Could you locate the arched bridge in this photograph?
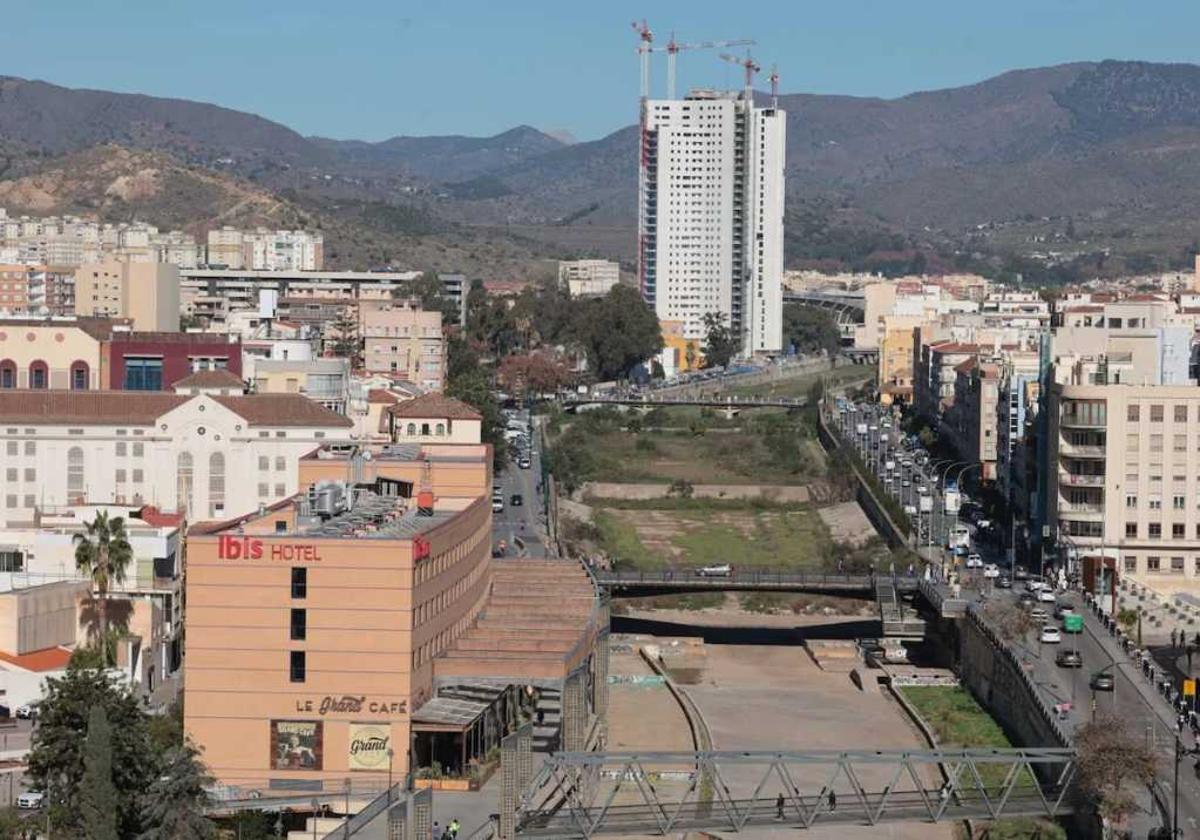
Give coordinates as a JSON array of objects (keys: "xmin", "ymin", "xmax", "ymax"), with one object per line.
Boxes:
[{"xmin": 511, "ymin": 747, "xmax": 1078, "ymax": 837}]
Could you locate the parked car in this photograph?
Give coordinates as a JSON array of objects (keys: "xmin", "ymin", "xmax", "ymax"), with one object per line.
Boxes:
[
  {"xmin": 1013, "ymin": 566, "xmax": 1029, "ymax": 581},
  {"xmin": 696, "ymin": 564, "xmax": 732, "ymax": 578},
  {"xmin": 1018, "ymin": 591, "xmax": 1036, "ymax": 605},
  {"xmin": 982, "ymin": 563, "xmax": 1000, "ymax": 579},
  {"xmin": 517, "ymin": 456, "xmax": 532, "ymax": 470},
  {"xmin": 15, "ymin": 702, "xmax": 37, "ymax": 720},
  {"xmin": 1029, "ymin": 607, "xmax": 1049, "ymax": 623},
  {"xmin": 1038, "ymin": 589, "xmax": 1057, "ymax": 603},
  {"xmin": 1055, "ymin": 649, "xmax": 1083, "ymax": 668},
  {"xmin": 17, "ymin": 790, "xmax": 43, "ymax": 809},
  {"xmin": 996, "ymin": 575, "xmax": 1012, "ymax": 589},
  {"xmin": 1040, "ymin": 626, "xmax": 1062, "ymax": 644},
  {"xmin": 491, "ymin": 499, "xmax": 504, "ymax": 513},
  {"xmin": 965, "ymin": 554, "xmax": 983, "ymax": 569},
  {"xmin": 1090, "ymin": 672, "xmax": 1116, "ymax": 692},
  {"xmin": 1054, "ymin": 603, "xmax": 1075, "ymax": 620},
  {"xmin": 510, "ymin": 494, "xmax": 523, "ymax": 507}
]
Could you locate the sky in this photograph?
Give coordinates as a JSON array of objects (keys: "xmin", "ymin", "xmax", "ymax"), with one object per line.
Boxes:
[{"xmin": 6, "ymin": 0, "xmax": 1200, "ymax": 142}]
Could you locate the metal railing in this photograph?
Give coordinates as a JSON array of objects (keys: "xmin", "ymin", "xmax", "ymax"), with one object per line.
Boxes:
[
  {"xmin": 595, "ymin": 569, "xmax": 918, "ymax": 591},
  {"xmin": 322, "ymin": 784, "xmax": 405, "ymax": 839}
]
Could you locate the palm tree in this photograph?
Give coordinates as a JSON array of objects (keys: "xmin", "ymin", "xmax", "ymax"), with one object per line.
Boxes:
[{"xmin": 73, "ymin": 512, "xmax": 133, "ymax": 664}]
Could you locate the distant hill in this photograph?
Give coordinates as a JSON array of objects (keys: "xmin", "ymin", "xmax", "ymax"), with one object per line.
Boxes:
[{"xmin": 8, "ymin": 61, "xmax": 1200, "ymax": 275}]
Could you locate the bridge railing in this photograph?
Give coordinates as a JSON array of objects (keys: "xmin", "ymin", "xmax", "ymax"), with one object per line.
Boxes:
[{"xmin": 595, "ymin": 569, "xmax": 920, "ymax": 589}]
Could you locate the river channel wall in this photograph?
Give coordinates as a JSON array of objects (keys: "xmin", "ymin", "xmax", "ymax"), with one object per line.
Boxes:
[{"xmin": 815, "ymin": 409, "xmax": 907, "ymax": 549}]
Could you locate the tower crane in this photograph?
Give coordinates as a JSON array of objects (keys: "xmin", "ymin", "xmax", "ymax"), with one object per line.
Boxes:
[
  {"xmin": 649, "ymin": 35, "xmax": 755, "ymax": 100},
  {"xmin": 631, "ymin": 20, "xmax": 654, "ymax": 100},
  {"xmin": 719, "ymin": 51, "xmax": 761, "ymax": 102}
]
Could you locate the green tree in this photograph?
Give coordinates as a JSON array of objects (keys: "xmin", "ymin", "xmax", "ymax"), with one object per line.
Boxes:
[
  {"xmin": 700, "ymin": 312, "xmax": 739, "ymax": 369},
  {"xmin": 29, "ymin": 661, "xmax": 159, "ymax": 837},
  {"xmin": 544, "ymin": 429, "xmax": 596, "ymax": 495},
  {"xmin": 137, "ymin": 741, "xmax": 215, "ymax": 840},
  {"xmin": 329, "ymin": 311, "xmax": 361, "ymax": 368},
  {"xmin": 446, "ymin": 368, "xmax": 507, "ymax": 469},
  {"xmin": 576, "ymin": 285, "xmax": 662, "ymax": 380},
  {"xmin": 73, "ymin": 511, "xmax": 133, "ymax": 665},
  {"xmin": 782, "ymin": 304, "xmax": 841, "ymax": 356},
  {"xmin": 397, "ymin": 272, "xmax": 459, "ymax": 322},
  {"xmin": 79, "ymin": 706, "xmax": 119, "ymax": 840}
]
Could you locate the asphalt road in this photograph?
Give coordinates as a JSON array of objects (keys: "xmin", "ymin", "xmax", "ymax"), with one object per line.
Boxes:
[{"xmin": 493, "ymin": 410, "xmax": 547, "ymax": 559}]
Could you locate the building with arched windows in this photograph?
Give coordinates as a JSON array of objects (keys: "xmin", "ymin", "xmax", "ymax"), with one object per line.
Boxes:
[
  {"xmin": 382, "ymin": 393, "xmax": 482, "ymax": 444},
  {"xmin": 0, "ymin": 390, "xmax": 352, "ymax": 522}
]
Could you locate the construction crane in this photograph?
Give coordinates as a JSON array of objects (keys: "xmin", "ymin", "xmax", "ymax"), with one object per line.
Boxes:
[
  {"xmin": 650, "ymin": 35, "xmax": 756, "ymax": 100},
  {"xmin": 768, "ymin": 64, "xmax": 780, "ymax": 109},
  {"xmin": 631, "ymin": 19, "xmax": 654, "ymax": 100},
  {"xmin": 719, "ymin": 50, "xmax": 761, "ymax": 102}
]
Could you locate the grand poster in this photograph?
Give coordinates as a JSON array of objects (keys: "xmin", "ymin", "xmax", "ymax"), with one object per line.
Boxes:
[
  {"xmin": 348, "ymin": 722, "xmax": 392, "ymax": 771},
  {"xmin": 271, "ymin": 720, "xmax": 324, "ymax": 771}
]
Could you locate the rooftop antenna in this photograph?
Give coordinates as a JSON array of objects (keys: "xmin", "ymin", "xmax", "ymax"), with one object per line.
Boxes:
[{"xmin": 769, "ymin": 63, "xmax": 779, "ymax": 109}]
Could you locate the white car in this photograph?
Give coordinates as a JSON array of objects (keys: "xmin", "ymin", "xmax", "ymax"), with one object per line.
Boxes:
[
  {"xmin": 17, "ymin": 790, "xmax": 44, "ymax": 809},
  {"xmin": 1040, "ymin": 626, "xmax": 1062, "ymax": 644},
  {"xmin": 15, "ymin": 702, "xmax": 37, "ymax": 719},
  {"xmin": 982, "ymin": 564, "xmax": 1000, "ymax": 579},
  {"xmin": 491, "ymin": 499, "xmax": 504, "ymax": 513},
  {"xmin": 965, "ymin": 554, "xmax": 983, "ymax": 569},
  {"xmin": 696, "ymin": 564, "xmax": 732, "ymax": 578},
  {"xmin": 1038, "ymin": 589, "xmax": 1056, "ymax": 603}
]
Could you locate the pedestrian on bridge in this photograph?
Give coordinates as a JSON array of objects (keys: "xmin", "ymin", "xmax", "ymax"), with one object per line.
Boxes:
[
  {"xmin": 776, "ymin": 793, "xmax": 785, "ymax": 820},
  {"xmin": 827, "ymin": 791, "xmax": 837, "ymax": 813}
]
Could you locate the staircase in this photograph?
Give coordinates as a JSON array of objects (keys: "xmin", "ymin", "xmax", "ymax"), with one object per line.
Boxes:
[
  {"xmin": 531, "ymin": 686, "xmax": 562, "ymax": 752},
  {"xmin": 876, "ymin": 578, "xmax": 925, "ymax": 637},
  {"xmin": 435, "ymin": 559, "xmax": 599, "ymax": 681}
]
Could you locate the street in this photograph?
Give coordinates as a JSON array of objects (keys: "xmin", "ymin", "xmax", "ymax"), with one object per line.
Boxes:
[{"xmin": 492, "ymin": 410, "xmax": 547, "ymax": 559}]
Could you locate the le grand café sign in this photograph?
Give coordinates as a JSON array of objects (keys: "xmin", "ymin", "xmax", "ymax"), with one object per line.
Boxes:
[{"xmin": 297, "ymin": 695, "xmax": 408, "ymax": 716}]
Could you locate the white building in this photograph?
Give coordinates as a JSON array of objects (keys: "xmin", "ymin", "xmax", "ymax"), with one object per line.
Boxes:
[
  {"xmin": 558, "ymin": 260, "xmax": 620, "ymax": 298},
  {"xmin": 0, "ymin": 391, "xmax": 353, "ymax": 522},
  {"xmin": 638, "ymin": 89, "xmax": 785, "ymax": 355}
]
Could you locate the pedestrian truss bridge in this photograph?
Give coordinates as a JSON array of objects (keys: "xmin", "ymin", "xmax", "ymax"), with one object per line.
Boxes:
[{"xmin": 511, "ymin": 748, "xmax": 1078, "ymax": 837}]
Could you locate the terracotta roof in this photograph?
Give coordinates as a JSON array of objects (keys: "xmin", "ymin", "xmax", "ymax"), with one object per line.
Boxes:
[
  {"xmin": 931, "ymin": 342, "xmax": 979, "ymax": 355},
  {"xmin": 111, "ymin": 332, "xmax": 238, "ymax": 345},
  {"xmin": 172, "ymin": 368, "xmax": 245, "ymax": 390},
  {"xmin": 0, "ymin": 390, "xmax": 187, "ymax": 424},
  {"xmin": 386, "ymin": 393, "xmax": 481, "ymax": 421},
  {"xmin": 0, "ymin": 390, "xmax": 352, "ymax": 428},
  {"xmin": 135, "ymin": 505, "xmax": 185, "ymax": 528},
  {"xmin": 1124, "ymin": 294, "xmax": 1166, "ymax": 302},
  {"xmin": 954, "ymin": 357, "xmax": 978, "ymax": 375},
  {"xmin": 0, "ymin": 646, "xmax": 72, "ymax": 673},
  {"xmin": 212, "ymin": 394, "xmax": 354, "ymax": 428},
  {"xmin": 0, "ymin": 316, "xmax": 120, "ymax": 341},
  {"xmin": 368, "ymin": 389, "xmax": 401, "ymax": 405}
]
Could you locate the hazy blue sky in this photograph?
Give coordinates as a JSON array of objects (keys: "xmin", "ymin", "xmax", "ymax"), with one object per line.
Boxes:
[{"xmin": 6, "ymin": 0, "xmax": 1199, "ymax": 141}]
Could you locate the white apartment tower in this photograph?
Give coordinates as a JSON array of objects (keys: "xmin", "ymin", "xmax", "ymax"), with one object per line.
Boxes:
[{"xmin": 638, "ymin": 89, "xmax": 785, "ymax": 355}]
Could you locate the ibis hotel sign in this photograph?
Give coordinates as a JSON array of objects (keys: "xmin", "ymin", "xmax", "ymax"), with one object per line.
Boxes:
[{"xmin": 218, "ymin": 536, "xmax": 322, "ymax": 562}]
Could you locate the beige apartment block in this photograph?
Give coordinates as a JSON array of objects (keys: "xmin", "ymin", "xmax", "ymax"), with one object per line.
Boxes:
[
  {"xmin": 558, "ymin": 259, "xmax": 619, "ymax": 297},
  {"xmin": 359, "ymin": 300, "xmax": 444, "ymax": 391},
  {"xmin": 74, "ymin": 261, "xmax": 180, "ymax": 331}
]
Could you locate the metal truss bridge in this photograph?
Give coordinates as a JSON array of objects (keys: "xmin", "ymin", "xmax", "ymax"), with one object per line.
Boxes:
[
  {"xmin": 593, "ymin": 570, "xmax": 918, "ymax": 598},
  {"xmin": 512, "ymin": 748, "xmax": 1077, "ymax": 837},
  {"xmin": 561, "ymin": 394, "xmax": 811, "ymax": 410}
]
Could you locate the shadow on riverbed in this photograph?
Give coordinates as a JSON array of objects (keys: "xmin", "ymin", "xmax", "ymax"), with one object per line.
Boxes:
[{"xmin": 611, "ymin": 615, "xmax": 881, "ymax": 645}]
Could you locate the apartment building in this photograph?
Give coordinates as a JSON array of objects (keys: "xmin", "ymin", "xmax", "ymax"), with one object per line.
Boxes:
[
  {"xmin": 0, "ymin": 265, "xmax": 75, "ymax": 316},
  {"xmin": 359, "ymin": 300, "xmax": 444, "ymax": 391},
  {"xmin": 249, "ymin": 358, "xmax": 351, "ymax": 415},
  {"xmin": 558, "ymin": 260, "xmax": 619, "ymax": 298},
  {"xmin": 0, "ymin": 391, "xmax": 352, "ymax": 521},
  {"xmin": 383, "ymin": 393, "xmax": 483, "ymax": 445},
  {"xmin": 74, "ymin": 261, "xmax": 181, "ymax": 331},
  {"xmin": 638, "ymin": 89, "xmax": 785, "ymax": 355}
]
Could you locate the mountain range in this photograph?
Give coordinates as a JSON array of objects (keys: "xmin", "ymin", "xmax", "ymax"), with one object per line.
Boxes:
[{"xmin": 5, "ymin": 60, "xmax": 1200, "ymax": 277}]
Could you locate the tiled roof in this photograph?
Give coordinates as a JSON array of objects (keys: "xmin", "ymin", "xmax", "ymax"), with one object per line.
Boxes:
[
  {"xmin": 0, "ymin": 316, "xmax": 120, "ymax": 341},
  {"xmin": 0, "ymin": 390, "xmax": 187, "ymax": 424},
  {"xmin": 212, "ymin": 394, "xmax": 354, "ymax": 428},
  {"xmin": 0, "ymin": 646, "xmax": 72, "ymax": 673},
  {"xmin": 368, "ymin": 389, "xmax": 401, "ymax": 405},
  {"xmin": 387, "ymin": 393, "xmax": 481, "ymax": 421},
  {"xmin": 0, "ymin": 390, "xmax": 352, "ymax": 428},
  {"xmin": 172, "ymin": 368, "xmax": 245, "ymax": 390},
  {"xmin": 111, "ymin": 332, "xmax": 238, "ymax": 345}
]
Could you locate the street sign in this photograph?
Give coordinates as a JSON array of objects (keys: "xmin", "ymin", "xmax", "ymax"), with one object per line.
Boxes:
[
  {"xmin": 1063, "ymin": 614, "xmax": 1083, "ymax": 633},
  {"xmin": 1184, "ymin": 679, "xmax": 1196, "ymax": 697}
]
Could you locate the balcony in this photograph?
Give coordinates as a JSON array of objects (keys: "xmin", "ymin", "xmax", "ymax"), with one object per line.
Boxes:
[
  {"xmin": 1058, "ymin": 470, "xmax": 1105, "ymax": 487},
  {"xmin": 1058, "ymin": 440, "xmax": 1106, "ymax": 458},
  {"xmin": 1059, "ymin": 414, "xmax": 1106, "ymax": 430},
  {"xmin": 1056, "ymin": 502, "xmax": 1105, "ymax": 521}
]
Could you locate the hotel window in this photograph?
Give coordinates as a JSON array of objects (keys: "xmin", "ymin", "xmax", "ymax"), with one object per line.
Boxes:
[
  {"xmin": 1177, "ymin": 405, "xmax": 1189, "ymax": 423},
  {"xmin": 1128, "ymin": 405, "xmax": 1140, "ymax": 422},
  {"xmin": 289, "ymin": 651, "xmax": 306, "ymax": 683},
  {"xmin": 1175, "ymin": 524, "xmax": 1187, "ymax": 539},
  {"xmin": 23, "ymin": 442, "xmax": 34, "ymax": 456},
  {"xmin": 257, "ymin": 482, "xmax": 269, "ymax": 497},
  {"xmin": 1127, "ymin": 523, "xmax": 1138, "ymax": 538},
  {"xmin": 115, "ymin": 469, "xmax": 126, "ymax": 484},
  {"xmin": 1148, "ymin": 556, "xmax": 1161, "ymax": 572},
  {"xmin": 291, "ymin": 567, "xmax": 307, "ymax": 599},
  {"xmin": 1150, "ymin": 435, "xmax": 1163, "ymax": 452},
  {"xmin": 1151, "ymin": 404, "xmax": 1164, "ymax": 422},
  {"xmin": 290, "ymin": 608, "xmax": 307, "ymax": 641},
  {"xmin": 1175, "ymin": 496, "xmax": 1187, "ymax": 510},
  {"xmin": 1173, "ymin": 556, "xmax": 1186, "ymax": 572},
  {"xmin": 4, "ymin": 469, "xmax": 13, "ymax": 482},
  {"xmin": 274, "ymin": 456, "xmax": 285, "ymax": 471},
  {"xmin": 132, "ymin": 469, "xmax": 143, "ymax": 483},
  {"xmin": 4, "ymin": 442, "xmax": 14, "ymax": 456},
  {"xmin": 1125, "ymin": 557, "xmax": 1138, "ymax": 573},
  {"xmin": 115, "ymin": 441, "xmax": 126, "ymax": 457},
  {"xmin": 132, "ymin": 443, "xmax": 143, "ymax": 458},
  {"xmin": 274, "ymin": 483, "xmax": 285, "ymax": 498},
  {"xmin": 1150, "ymin": 498, "xmax": 1162, "ymax": 510},
  {"xmin": 1150, "ymin": 523, "xmax": 1163, "ymax": 538},
  {"xmin": 258, "ymin": 456, "xmax": 269, "ymax": 471},
  {"xmin": 1176, "ymin": 435, "xmax": 1189, "ymax": 452}
]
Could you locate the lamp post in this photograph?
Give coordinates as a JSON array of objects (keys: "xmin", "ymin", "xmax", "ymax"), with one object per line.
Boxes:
[{"xmin": 387, "ymin": 747, "xmax": 395, "ymax": 803}]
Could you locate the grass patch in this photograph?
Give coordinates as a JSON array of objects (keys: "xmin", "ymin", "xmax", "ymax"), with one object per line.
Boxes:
[
  {"xmin": 593, "ymin": 510, "xmax": 659, "ymax": 570},
  {"xmin": 901, "ymin": 687, "xmax": 1063, "ymax": 838},
  {"xmin": 584, "ymin": 497, "xmax": 809, "ymax": 512},
  {"xmin": 617, "ymin": 593, "xmax": 725, "ymax": 611},
  {"xmin": 738, "ymin": 591, "xmax": 866, "ymax": 615}
]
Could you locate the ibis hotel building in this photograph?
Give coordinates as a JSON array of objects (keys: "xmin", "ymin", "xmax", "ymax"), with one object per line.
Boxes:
[{"xmin": 184, "ymin": 442, "xmax": 495, "ymax": 790}]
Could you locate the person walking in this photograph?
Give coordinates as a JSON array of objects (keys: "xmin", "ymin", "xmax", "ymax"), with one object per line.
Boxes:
[
  {"xmin": 827, "ymin": 790, "xmax": 837, "ymax": 813},
  {"xmin": 432, "ymin": 821, "xmax": 441, "ymax": 840},
  {"xmin": 536, "ymin": 708, "xmax": 545, "ymax": 726},
  {"xmin": 449, "ymin": 818, "xmax": 460, "ymax": 840},
  {"xmin": 776, "ymin": 793, "xmax": 785, "ymax": 821}
]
